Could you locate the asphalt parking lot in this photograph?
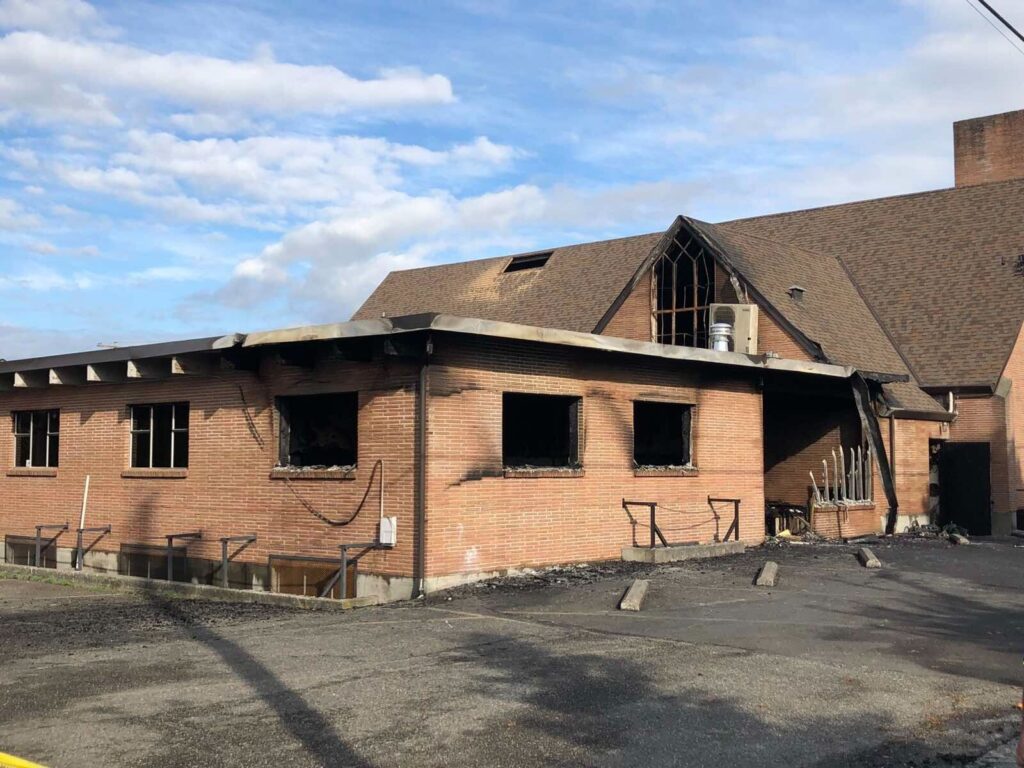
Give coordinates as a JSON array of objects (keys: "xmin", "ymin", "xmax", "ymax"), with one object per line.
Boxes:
[{"xmin": 1, "ymin": 537, "xmax": 1022, "ymax": 767}]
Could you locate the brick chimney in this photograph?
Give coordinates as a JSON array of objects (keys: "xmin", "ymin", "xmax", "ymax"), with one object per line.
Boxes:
[{"xmin": 954, "ymin": 109, "xmax": 1024, "ymax": 187}]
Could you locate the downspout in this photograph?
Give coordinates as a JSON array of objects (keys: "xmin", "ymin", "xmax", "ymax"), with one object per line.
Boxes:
[
  {"xmin": 413, "ymin": 333, "xmax": 432, "ymax": 598},
  {"xmin": 850, "ymin": 374, "xmax": 900, "ymax": 534}
]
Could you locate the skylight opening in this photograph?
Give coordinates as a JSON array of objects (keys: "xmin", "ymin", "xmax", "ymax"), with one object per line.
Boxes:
[{"xmin": 504, "ymin": 251, "xmax": 552, "ymax": 273}]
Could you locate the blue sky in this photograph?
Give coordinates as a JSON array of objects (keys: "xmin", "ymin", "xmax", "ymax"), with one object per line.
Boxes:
[{"xmin": 0, "ymin": 0, "xmax": 1022, "ymax": 358}]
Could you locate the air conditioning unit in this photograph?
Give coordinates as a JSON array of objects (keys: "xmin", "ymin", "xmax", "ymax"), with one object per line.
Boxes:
[{"xmin": 709, "ymin": 304, "xmax": 758, "ymax": 354}]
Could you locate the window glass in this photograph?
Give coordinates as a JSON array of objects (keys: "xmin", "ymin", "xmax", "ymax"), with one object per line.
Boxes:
[
  {"xmin": 130, "ymin": 402, "xmax": 188, "ymax": 468},
  {"xmin": 12, "ymin": 409, "xmax": 59, "ymax": 468}
]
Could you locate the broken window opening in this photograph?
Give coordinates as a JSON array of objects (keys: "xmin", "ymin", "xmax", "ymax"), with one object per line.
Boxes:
[
  {"xmin": 504, "ymin": 251, "xmax": 552, "ymax": 273},
  {"xmin": 502, "ymin": 392, "xmax": 581, "ymax": 468},
  {"xmin": 652, "ymin": 233, "xmax": 715, "ymax": 348},
  {"xmin": 130, "ymin": 402, "xmax": 189, "ymax": 468},
  {"xmin": 277, "ymin": 392, "xmax": 358, "ymax": 469},
  {"xmin": 633, "ymin": 401, "xmax": 692, "ymax": 467},
  {"xmin": 13, "ymin": 409, "xmax": 59, "ymax": 468},
  {"xmin": 5, "ymin": 534, "xmax": 57, "ymax": 568}
]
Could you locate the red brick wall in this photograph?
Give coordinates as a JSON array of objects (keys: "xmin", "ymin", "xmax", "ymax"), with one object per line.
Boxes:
[
  {"xmin": 810, "ymin": 504, "xmax": 877, "ymax": 539},
  {"xmin": 423, "ymin": 336, "xmax": 766, "ymax": 578},
  {"xmin": 0, "ymin": 355, "xmax": 419, "ymax": 579},
  {"xmin": 0, "ymin": 337, "xmax": 770, "ymax": 591},
  {"xmin": 601, "ymin": 270, "xmax": 652, "ymax": 341},
  {"xmin": 758, "ymin": 312, "xmax": 814, "ymax": 361},
  {"xmin": 954, "ymin": 109, "xmax": 1024, "ymax": 187},
  {"xmin": 1000, "ymin": 322, "xmax": 1024, "ymax": 528},
  {"xmin": 887, "ymin": 418, "xmax": 944, "ymax": 519}
]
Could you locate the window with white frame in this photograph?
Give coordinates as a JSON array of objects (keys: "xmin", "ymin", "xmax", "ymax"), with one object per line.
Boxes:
[
  {"xmin": 130, "ymin": 402, "xmax": 189, "ymax": 468},
  {"xmin": 12, "ymin": 409, "xmax": 59, "ymax": 468}
]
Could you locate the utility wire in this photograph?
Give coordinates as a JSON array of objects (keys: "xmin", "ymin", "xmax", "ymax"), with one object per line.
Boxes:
[
  {"xmin": 964, "ymin": 0, "xmax": 1024, "ymax": 57},
  {"xmin": 976, "ymin": 0, "xmax": 1024, "ymax": 45}
]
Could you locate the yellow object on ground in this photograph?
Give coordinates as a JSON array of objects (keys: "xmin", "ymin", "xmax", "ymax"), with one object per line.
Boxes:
[{"xmin": 0, "ymin": 752, "xmax": 47, "ymax": 768}]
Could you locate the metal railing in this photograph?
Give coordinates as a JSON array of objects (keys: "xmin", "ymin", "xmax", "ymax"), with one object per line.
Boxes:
[
  {"xmin": 622, "ymin": 497, "xmax": 741, "ymax": 547},
  {"xmin": 809, "ymin": 445, "xmax": 874, "ymax": 506}
]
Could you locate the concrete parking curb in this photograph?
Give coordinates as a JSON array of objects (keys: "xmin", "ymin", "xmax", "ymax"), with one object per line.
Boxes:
[
  {"xmin": 0, "ymin": 563, "xmax": 379, "ymax": 611},
  {"xmin": 857, "ymin": 547, "xmax": 882, "ymax": 568},
  {"xmin": 619, "ymin": 579, "xmax": 649, "ymax": 611},
  {"xmin": 755, "ymin": 561, "xmax": 778, "ymax": 586}
]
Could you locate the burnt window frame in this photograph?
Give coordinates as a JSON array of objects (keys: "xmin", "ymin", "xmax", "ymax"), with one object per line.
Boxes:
[
  {"xmin": 276, "ymin": 392, "xmax": 359, "ymax": 469},
  {"xmin": 501, "ymin": 392, "xmax": 582, "ymax": 469},
  {"xmin": 652, "ymin": 232, "xmax": 716, "ymax": 348},
  {"xmin": 12, "ymin": 409, "xmax": 60, "ymax": 468},
  {"xmin": 130, "ymin": 402, "xmax": 189, "ymax": 469},
  {"xmin": 632, "ymin": 400, "xmax": 694, "ymax": 468}
]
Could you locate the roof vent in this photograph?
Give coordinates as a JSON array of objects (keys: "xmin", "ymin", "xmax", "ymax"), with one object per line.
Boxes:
[
  {"xmin": 1015, "ymin": 254, "xmax": 1024, "ymax": 276},
  {"xmin": 787, "ymin": 285, "xmax": 806, "ymax": 301},
  {"xmin": 504, "ymin": 251, "xmax": 552, "ymax": 273}
]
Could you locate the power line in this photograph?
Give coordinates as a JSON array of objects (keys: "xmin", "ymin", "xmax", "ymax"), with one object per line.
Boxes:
[
  {"xmin": 964, "ymin": 0, "xmax": 1024, "ymax": 57},
  {"xmin": 976, "ymin": 0, "xmax": 1024, "ymax": 45}
]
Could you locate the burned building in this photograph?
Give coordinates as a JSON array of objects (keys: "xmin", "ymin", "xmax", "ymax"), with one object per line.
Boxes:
[{"xmin": 2, "ymin": 109, "xmax": 1023, "ymax": 601}]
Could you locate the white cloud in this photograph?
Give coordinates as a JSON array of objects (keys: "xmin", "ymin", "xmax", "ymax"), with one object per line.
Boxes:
[
  {"xmin": 215, "ymin": 185, "xmax": 546, "ymax": 313},
  {"xmin": 1, "ymin": 146, "xmax": 39, "ymax": 168},
  {"xmin": 25, "ymin": 239, "xmax": 57, "ymax": 254},
  {"xmin": 0, "ymin": 197, "xmax": 38, "ymax": 229},
  {"xmin": 0, "ymin": 0, "xmax": 102, "ymax": 36},
  {"xmin": 38, "ymin": 131, "xmax": 523, "ymax": 228},
  {"xmin": 0, "ymin": 265, "xmax": 88, "ymax": 290},
  {"xmin": 0, "ymin": 31, "xmax": 454, "ymax": 125},
  {"xmin": 0, "ymin": 261, "xmax": 206, "ymax": 292},
  {"xmin": 167, "ymin": 112, "xmax": 257, "ymax": 136}
]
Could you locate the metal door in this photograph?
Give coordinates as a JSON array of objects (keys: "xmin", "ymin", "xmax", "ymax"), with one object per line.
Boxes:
[{"xmin": 937, "ymin": 442, "xmax": 991, "ymax": 535}]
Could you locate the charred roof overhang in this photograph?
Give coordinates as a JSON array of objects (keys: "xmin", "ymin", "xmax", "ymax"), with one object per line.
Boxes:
[{"xmin": 0, "ymin": 313, "xmax": 864, "ymax": 392}]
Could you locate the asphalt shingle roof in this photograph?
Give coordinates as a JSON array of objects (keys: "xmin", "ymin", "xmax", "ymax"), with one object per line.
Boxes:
[
  {"xmin": 353, "ymin": 233, "xmax": 662, "ymax": 332},
  {"xmin": 718, "ymin": 178, "xmax": 1024, "ymax": 389},
  {"xmin": 355, "ymin": 180, "xmax": 1024, "ymax": 410}
]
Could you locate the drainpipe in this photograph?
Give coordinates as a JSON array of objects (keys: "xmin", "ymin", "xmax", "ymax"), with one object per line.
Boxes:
[{"xmin": 413, "ymin": 333, "xmax": 432, "ymax": 598}]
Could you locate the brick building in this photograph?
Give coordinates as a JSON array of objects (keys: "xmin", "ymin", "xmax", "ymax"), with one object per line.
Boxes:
[{"xmin": 2, "ymin": 109, "xmax": 1023, "ymax": 600}]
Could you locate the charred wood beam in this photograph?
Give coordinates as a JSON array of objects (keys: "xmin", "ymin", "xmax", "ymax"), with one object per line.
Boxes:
[
  {"xmin": 858, "ymin": 370, "xmax": 911, "ymax": 384},
  {"xmin": 383, "ymin": 335, "xmax": 426, "ymax": 359},
  {"xmin": 274, "ymin": 343, "xmax": 319, "ymax": 369},
  {"xmin": 851, "ymin": 374, "xmax": 899, "ymax": 533},
  {"xmin": 220, "ymin": 348, "xmax": 261, "ymax": 373},
  {"xmin": 331, "ymin": 338, "xmax": 375, "ymax": 363}
]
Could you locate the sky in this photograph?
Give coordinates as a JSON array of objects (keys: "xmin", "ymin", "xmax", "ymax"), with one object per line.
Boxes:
[{"xmin": 0, "ymin": 0, "xmax": 1022, "ymax": 359}]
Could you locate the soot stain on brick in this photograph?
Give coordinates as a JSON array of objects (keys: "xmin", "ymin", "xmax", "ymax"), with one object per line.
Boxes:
[{"xmin": 450, "ymin": 465, "xmax": 504, "ymax": 486}]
